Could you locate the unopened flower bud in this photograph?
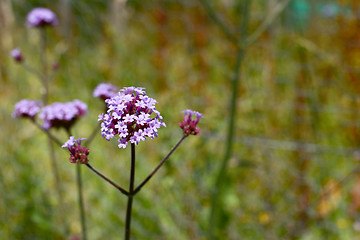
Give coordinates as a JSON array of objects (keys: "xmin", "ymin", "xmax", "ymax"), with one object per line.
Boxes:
[
  {"xmin": 10, "ymin": 48, "xmax": 24, "ymax": 63},
  {"xmin": 62, "ymin": 136, "xmax": 90, "ymax": 164},
  {"xmin": 179, "ymin": 109, "xmax": 203, "ymax": 136}
]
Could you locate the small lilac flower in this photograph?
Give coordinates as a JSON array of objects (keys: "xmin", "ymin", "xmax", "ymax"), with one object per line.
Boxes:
[
  {"xmin": 39, "ymin": 100, "xmax": 88, "ymax": 130},
  {"xmin": 93, "ymin": 83, "xmax": 119, "ymax": 100},
  {"xmin": 99, "ymin": 87, "xmax": 166, "ymax": 148},
  {"xmin": 26, "ymin": 8, "xmax": 58, "ymax": 27},
  {"xmin": 13, "ymin": 99, "xmax": 42, "ymax": 119},
  {"xmin": 62, "ymin": 136, "xmax": 89, "ymax": 164},
  {"xmin": 179, "ymin": 109, "xmax": 203, "ymax": 136},
  {"xmin": 10, "ymin": 48, "xmax": 24, "ymax": 63}
]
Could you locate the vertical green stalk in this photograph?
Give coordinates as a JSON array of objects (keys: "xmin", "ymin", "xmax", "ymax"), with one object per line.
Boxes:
[
  {"xmin": 40, "ymin": 28, "xmax": 49, "ymax": 104},
  {"xmin": 40, "ymin": 27, "xmax": 69, "ymax": 235},
  {"xmin": 207, "ymin": 1, "xmax": 251, "ymax": 239},
  {"xmin": 48, "ymin": 139, "xmax": 69, "ymax": 235},
  {"xmin": 125, "ymin": 143, "xmax": 136, "ymax": 240},
  {"xmin": 67, "ymin": 129, "xmax": 87, "ymax": 240},
  {"xmin": 76, "ymin": 163, "xmax": 87, "ymax": 240}
]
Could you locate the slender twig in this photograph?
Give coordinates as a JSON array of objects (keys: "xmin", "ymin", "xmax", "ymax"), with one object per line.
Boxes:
[
  {"xmin": 84, "ymin": 122, "xmax": 101, "ymax": 147},
  {"xmin": 133, "ymin": 135, "xmax": 186, "ymax": 195},
  {"xmin": 22, "ymin": 63, "xmax": 44, "ymax": 79},
  {"xmin": 199, "ymin": 0, "xmax": 237, "ymax": 44},
  {"xmin": 48, "ymin": 132, "xmax": 69, "ymax": 236},
  {"xmin": 207, "ymin": 1, "xmax": 251, "ymax": 239},
  {"xmin": 29, "ymin": 118, "xmax": 63, "ymax": 147},
  {"xmin": 311, "ymin": 164, "xmax": 360, "ymax": 209},
  {"xmin": 125, "ymin": 143, "xmax": 136, "ymax": 240},
  {"xmin": 243, "ymin": 0, "xmax": 291, "ymax": 48},
  {"xmin": 85, "ymin": 163, "xmax": 129, "ymax": 196},
  {"xmin": 37, "ymin": 27, "xmax": 70, "ymax": 236},
  {"xmin": 40, "ymin": 28, "xmax": 49, "ymax": 104},
  {"xmin": 85, "ymin": 104, "xmax": 107, "ymax": 147}
]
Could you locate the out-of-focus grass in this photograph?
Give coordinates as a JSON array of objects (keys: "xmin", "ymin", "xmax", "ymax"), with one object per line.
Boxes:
[{"xmin": 1, "ymin": 0, "xmax": 360, "ymax": 239}]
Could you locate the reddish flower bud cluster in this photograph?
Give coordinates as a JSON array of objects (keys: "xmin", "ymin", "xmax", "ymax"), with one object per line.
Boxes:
[
  {"xmin": 62, "ymin": 137, "xmax": 89, "ymax": 164},
  {"xmin": 179, "ymin": 109, "xmax": 203, "ymax": 136},
  {"xmin": 10, "ymin": 48, "xmax": 24, "ymax": 63}
]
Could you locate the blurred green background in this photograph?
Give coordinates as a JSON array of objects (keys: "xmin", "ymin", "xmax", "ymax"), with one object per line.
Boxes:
[{"xmin": 1, "ymin": 0, "xmax": 360, "ymax": 239}]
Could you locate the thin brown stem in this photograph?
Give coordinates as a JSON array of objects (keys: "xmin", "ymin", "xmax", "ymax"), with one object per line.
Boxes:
[
  {"xmin": 29, "ymin": 118, "xmax": 62, "ymax": 147},
  {"xmin": 133, "ymin": 135, "xmax": 186, "ymax": 195},
  {"xmin": 85, "ymin": 163, "xmax": 129, "ymax": 196},
  {"xmin": 22, "ymin": 63, "xmax": 44, "ymax": 79}
]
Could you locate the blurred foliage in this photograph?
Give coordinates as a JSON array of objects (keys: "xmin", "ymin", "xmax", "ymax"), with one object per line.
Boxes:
[{"xmin": 1, "ymin": 0, "xmax": 360, "ymax": 239}]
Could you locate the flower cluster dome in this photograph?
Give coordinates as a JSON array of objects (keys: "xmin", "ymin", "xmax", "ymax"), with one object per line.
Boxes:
[
  {"xmin": 93, "ymin": 83, "xmax": 119, "ymax": 100},
  {"xmin": 39, "ymin": 100, "xmax": 87, "ymax": 129},
  {"xmin": 13, "ymin": 99, "xmax": 42, "ymax": 118},
  {"xmin": 26, "ymin": 8, "xmax": 58, "ymax": 27},
  {"xmin": 98, "ymin": 87, "xmax": 166, "ymax": 148}
]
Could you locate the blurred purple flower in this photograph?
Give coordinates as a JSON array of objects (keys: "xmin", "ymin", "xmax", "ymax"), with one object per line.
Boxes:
[
  {"xmin": 10, "ymin": 48, "xmax": 24, "ymax": 63},
  {"xmin": 26, "ymin": 8, "xmax": 58, "ymax": 27},
  {"xmin": 98, "ymin": 87, "xmax": 166, "ymax": 148},
  {"xmin": 179, "ymin": 109, "xmax": 202, "ymax": 136},
  {"xmin": 62, "ymin": 136, "xmax": 89, "ymax": 164},
  {"xmin": 93, "ymin": 83, "xmax": 119, "ymax": 100},
  {"xmin": 13, "ymin": 99, "xmax": 42, "ymax": 119},
  {"xmin": 52, "ymin": 62, "xmax": 59, "ymax": 70},
  {"xmin": 39, "ymin": 100, "xmax": 88, "ymax": 130}
]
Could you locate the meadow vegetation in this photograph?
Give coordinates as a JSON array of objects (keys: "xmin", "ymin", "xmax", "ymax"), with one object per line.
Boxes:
[{"xmin": 1, "ymin": 0, "xmax": 360, "ymax": 239}]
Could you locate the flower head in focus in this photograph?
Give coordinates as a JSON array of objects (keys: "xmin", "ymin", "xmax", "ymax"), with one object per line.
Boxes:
[
  {"xmin": 179, "ymin": 109, "xmax": 203, "ymax": 136},
  {"xmin": 62, "ymin": 136, "xmax": 89, "ymax": 164},
  {"xmin": 26, "ymin": 8, "xmax": 58, "ymax": 27},
  {"xmin": 39, "ymin": 100, "xmax": 88, "ymax": 130},
  {"xmin": 10, "ymin": 48, "xmax": 24, "ymax": 63},
  {"xmin": 13, "ymin": 99, "xmax": 42, "ymax": 119},
  {"xmin": 98, "ymin": 87, "xmax": 166, "ymax": 148},
  {"xmin": 93, "ymin": 83, "xmax": 119, "ymax": 100}
]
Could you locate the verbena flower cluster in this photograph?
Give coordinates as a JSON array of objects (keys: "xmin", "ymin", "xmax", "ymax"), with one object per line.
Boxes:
[
  {"xmin": 62, "ymin": 136, "xmax": 89, "ymax": 164},
  {"xmin": 27, "ymin": 8, "xmax": 58, "ymax": 27},
  {"xmin": 39, "ymin": 100, "xmax": 87, "ymax": 129},
  {"xmin": 179, "ymin": 109, "xmax": 203, "ymax": 136},
  {"xmin": 98, "ymin": 87, "xmax": 166, "ymax": 148},
  {"xmin": 93, "ymin": 83, "xmax": 119, "ymax": 100},
  {"xmin": 10, "ymin": 48, "xmax": 24, "ymax": 63},
  {"xmin": 12, "ymin": 99, "xmax": 42, "ymax": 118}
]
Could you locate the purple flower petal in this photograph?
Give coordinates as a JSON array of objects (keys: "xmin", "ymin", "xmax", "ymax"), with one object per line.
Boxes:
[{"xmin": 27, "ymin": 8, "xmax": 58, "ymax": 27}]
